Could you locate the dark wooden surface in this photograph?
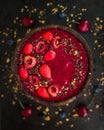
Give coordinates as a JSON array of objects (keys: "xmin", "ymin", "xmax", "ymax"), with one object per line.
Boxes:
[{"xmin": 0, "ymin": 0, "xmax": 104, "ymax": 130}]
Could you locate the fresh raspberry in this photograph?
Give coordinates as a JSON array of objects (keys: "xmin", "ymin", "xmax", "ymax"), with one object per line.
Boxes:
[
  {"xmin": 23, "ymin": 43, "xmax": 33, "ymax": 55},
  {"xmin": 43, "ymin": 31, "xmax": 53, "ymax": 41},
  {"xmin": 19, "ymin": 67, "xmax": 28, "ymax": 79},
  {"xmin": 39, "ymin": 64, "xmax": 51, "ymax": 79},
  {"xmin": 37, "ymin": 87, "xmax": 49, "ymax": 99},
  {"xmin": 44, "ymin": 50, "xmax": 56, "ymax": 61}
]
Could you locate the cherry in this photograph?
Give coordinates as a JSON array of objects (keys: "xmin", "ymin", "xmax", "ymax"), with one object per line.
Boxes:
[
  {"xmin": 22, "ymin": 106, "xmax": 32, "ymax": 117},
  {"xmin": 18, "ymin": 100, "xmax": 33, "ymax": 118},
  {"xmin": 21, "ymin": 16, "xmax": 34, "ymax": 27},
  {"xmin": 78, "ymin": 19, "xmax": 91, "ymax": 32},
  {"xmin": 78, "ymin": 106, "xmax": 89, "ymax": 117}
]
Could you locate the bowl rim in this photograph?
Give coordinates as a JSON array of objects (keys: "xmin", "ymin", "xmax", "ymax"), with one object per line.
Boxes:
[{"xmin": 12, "ymin": 24, "xmax": 93, "ymax": 106}]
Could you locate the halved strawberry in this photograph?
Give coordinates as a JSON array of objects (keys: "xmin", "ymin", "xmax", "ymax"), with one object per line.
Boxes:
[
  {"xmin": 19, "ymin": 67, "xmax": 28, "ymax": 79},
  {"xmin": 35, "ymin": 41, "xmax": 47, "ymax": 53},
  {"xmin": 24, "ymin": 56, "xmax": 36, "ymax": 69},
  {"xmin": 44, "ymin": 50, "xmax": 56, "ymax": 61},
  {"xmin": 43, "ymin": 31, "xmax": 53, "ymax": 41},
  {"xmin": 37, "ymin": 87, "xmax": 49, "ymax": 99},
  {"xmin": 48, "ymin": 85, "xmax": 59, "ymax": 97},
  {"xmin": 52, "ymin": 36, "xmax": 62, "ymax": 49},
  {"xmin": 23, "ymin": 43, "xmax": 33, "ymax": 55},
  {"xmin": 39, "ymin": 64, "xmax": 51, "ymax": 79}
]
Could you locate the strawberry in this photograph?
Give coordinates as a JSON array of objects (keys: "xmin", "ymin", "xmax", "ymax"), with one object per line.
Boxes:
[
  {"xmin": 43, "ymin": 31, "xmax": 53, "ymax": 41},
  {"xmin": 37, "ymin": 87, "xmax": 49, "ymax": 99},
  {"xmin": 21, "ymin": 16, "xmax": 34, "ymax": 27},
  {"xmin": 39, "ymin": 64, "xmax": 51, "ymax": 79},
  {"xmin": 44, "ymin": 50, "xmax": 56, "ymax": 61},
  {"xmin": 24, "ymin": 56, "xmax": 36, "ymax": 69},
  {"xmin": 48, "ymin": 85, "xmax": 59, "ymax": 97},
  {"xmin": 19, "ymin": 67, "xmax": 28, "ymax": 79},
  {"xmin": 23, "ymin": 43, "xmax": 33, "ymax": 55}
]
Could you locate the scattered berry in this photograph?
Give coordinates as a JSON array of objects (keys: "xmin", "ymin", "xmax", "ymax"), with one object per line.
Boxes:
[
  {"xmin": 78, "ymin": 106, "xmax": 89, "ymax": 117},
  {"xmin": 35, "ymin": 41, "xmax": 47, "ymax": 53},
  {"xmin": 22, "ymin": 106, "xmax": 32, "ymax": 117},
  {"xmin": 40, "ymin": 64, "xmax": 51, "ymax": 79},
  {"xmin": 78, "ymin": 19, "xmax": 91, "ymax": 32},
  {"xmin": 43, "ymin": 31, "xmax": 53, "ymax": 41},
  {"xmin": 94, "ymin": 87, "xmax": 102, "ymax": 93},
  {"xmin": 24, "ymin": 56, "xmax": 36, "ymax": 69},
  {"xmin": 58, "ymin": 12, "xmax": 67, "ymax": 19},
  {"xmin": 44, "ymin": 50, "xmax": 56, "ymax": 61},
  {"xmin": 21, "ymin": 16, "xmax": 34, "ymax": 27},
  {"xmin": 7, "ymin": 38, "xmax": 14, "ymax": 46},
  {"xmin": 37, "ymin": 87, "xmax": 49, "ymax": 99},
  {"xmin": 59, "ymin": 110, "xmax": 66, "ymax": 118},
  {"xmin": 23, "ymin": 43, "xmax": 33, "ymax": 55},
  {"xmin": 19, "ymin": 67, "xmax": 28, "ymax": 79},
  {"xmin": 48, "ymin": 85, "xmax": 59, "ymax": 97}
]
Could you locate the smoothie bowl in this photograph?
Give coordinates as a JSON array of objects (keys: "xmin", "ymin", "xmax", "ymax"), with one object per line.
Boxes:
[{"xmin": 12, "ymin": 25, "xmax": 93, "ymax": 106}]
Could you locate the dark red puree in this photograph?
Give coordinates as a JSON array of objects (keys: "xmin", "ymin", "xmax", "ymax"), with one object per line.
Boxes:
[{"xmin": 17, "ymin": 28, "xmax": 88, "ymax": 101}]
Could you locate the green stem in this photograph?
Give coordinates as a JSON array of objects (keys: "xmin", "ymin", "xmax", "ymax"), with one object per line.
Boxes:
[{"xmin": 18, "ymin": 99, "xmax": 24, "ymax": 109}]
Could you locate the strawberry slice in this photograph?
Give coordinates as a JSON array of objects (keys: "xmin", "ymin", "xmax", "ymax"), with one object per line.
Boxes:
[
  {"xmin": 24, "ymin": 56, "xmax": 36, "ymax": 69},
  {"xmin": 19, "ymin": 67, "xmax": 28, "ymax": 79},
  {"xmin": 23, "ymin": 43, "xmax": 33, "ymax": 55},
  {"xmin": 37, "ymin": 87, "xmax": 49, "ymax": 99},
  {"xmin": 39, "ymin": 64, "xmax": 51, "ymax": 79},
  {"xmin": 43, "ymin": 31, "xmax": 53, "ymax": 41},
  {"xmin": 48, "ymin": 85, "xmax": 59, "ymax": 97},
  {"xmin": 44, "ymin": 50, "xmax": 56, "ymax": 61}
]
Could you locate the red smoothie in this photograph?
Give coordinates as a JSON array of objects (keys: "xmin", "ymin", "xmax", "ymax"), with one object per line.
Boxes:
[{"xmin": 16, "ymin": 28, "xmax": 88, "ymax": 101}]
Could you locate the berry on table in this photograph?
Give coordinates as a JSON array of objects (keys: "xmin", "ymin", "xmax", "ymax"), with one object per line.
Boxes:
[
  {"xmin": 78, "ymin": 19, "xmax": 91, "ymax": 32},
  {"xmin": 78, "ymin": 106, "xmax": 89, "ymax": 117},
  {"xmin": 21, "ymin": 16, "xmax": 34, "ymax": 27},
  {"xmin": 22, "ymin": 106, "xmax": 32, "ymax": 117}
]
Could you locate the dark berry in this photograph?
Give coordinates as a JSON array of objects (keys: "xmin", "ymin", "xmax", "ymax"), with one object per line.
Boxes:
[
  {"xmin": 58, "ymin": 12, "xmax": 67, "ymax": 19},
  {"xmin": 22, "ymin": 106, "xmax": 32, "ymax": 117},
  {"xmin": 78, "ymin": 19, "xmax": 91, "ymax": 32},
  {"xmin": 78, "ymin": 106, "xmax": 89, "ymax": 117},
  {"xmin": 59, "ymin": 110, "xmax": 66, "ymax": 118},
  {"xmin": 21, "ymin": 16, "xmax": 34, "ymax": 27}
]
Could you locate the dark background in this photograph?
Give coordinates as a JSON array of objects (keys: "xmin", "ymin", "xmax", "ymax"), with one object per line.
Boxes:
[{"xmin": 0, "ymin": 0, "xmax": 104, "ymax": 130}]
